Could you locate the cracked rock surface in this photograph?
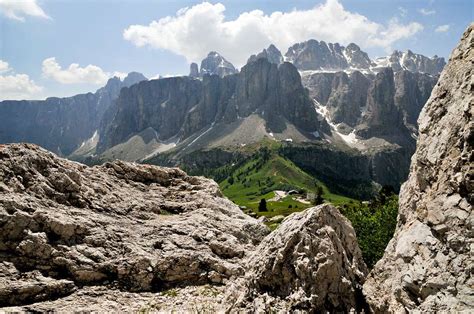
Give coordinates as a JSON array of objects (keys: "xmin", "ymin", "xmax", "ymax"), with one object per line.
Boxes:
[
  {"xmin": 225, "ymin": 204, "xmax": 368, "ymax": 312},
  {"xmin": 0, "ymin": 145, "xmax": 368, "ymax": 311},
  {"xmin": 0, "ymin": 143, "xmax": 268, "ymax": 308},
  {"xmin": 363, "ymin": 24, "xmax": 474, "ymax": 312}
]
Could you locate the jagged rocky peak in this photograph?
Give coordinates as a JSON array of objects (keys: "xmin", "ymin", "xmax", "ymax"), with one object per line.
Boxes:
[
  {"xmin": 189, "ymin": 62, "xmax": 199, "ymax": 78},
  {"xmin": 122, "ymin": 71, "xmax": 147, "ymax": 87},
  {"xmin": 98, "ymin": 72, "xmax": 147, "ymax": 95},
  {"xmin": 285, "ymin": 39, "xmax": 349, "ymax": 70},
  {"xmin": 344, "ymin": 43, "xmax": 373, "ymax": 69},
  {"xmin": 200, "ymin": 51, "xmax": 237, "ymax": 77},
  {"xmin": 363, "ymin": 24, "xmax": 474, "ymax": 312},
  {"xmin": 247, "ymin": 44, "xmax": 283, "ymax": 65},
  {"xmin": 374, "ymin": 49, "xmax": 446, "ymax": 75}
]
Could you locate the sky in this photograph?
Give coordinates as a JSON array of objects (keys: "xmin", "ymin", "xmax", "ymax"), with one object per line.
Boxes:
[{"xmin": 0, "ymin": 0, "xmax": 472, "ymax": 100}]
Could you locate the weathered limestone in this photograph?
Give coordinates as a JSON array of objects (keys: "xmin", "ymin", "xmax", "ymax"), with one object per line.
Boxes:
[
  {"xmin": 226, "ymin": 204, "xmax": 368, "ymax": 312},
  {"xmin": 363, "ymin": 24, "xmax": 474, "ymax": 312}
]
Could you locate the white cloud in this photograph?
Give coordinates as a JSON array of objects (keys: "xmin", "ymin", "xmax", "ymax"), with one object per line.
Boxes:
[
  {"xmin": 123, "ymin": 0, "xmax": 424, "ymax": 67},
  {"xmin": 0, "ymin": 0, "xmax": 50, "ymax": 21},
  {"xmin": 369, "ymin": 18, "xmax": 424, "ymax": 52},
  {"xmin": 435, "ymin": 24, "xmax": 450, "ymax": 33},
  {"xmin": 0, "ymin": 60, "xmax": 43, "ymax": 100},
  {"xmin": 42, "ymin": 57, "xmax": 112, "ymax": 85},
  {"xmin": 419, "ymin": 8, "xmax": 436, "ymax": 16},
  {"xmin": 0, "ymin": 60, "xmax": 11, "ymax": 73}
]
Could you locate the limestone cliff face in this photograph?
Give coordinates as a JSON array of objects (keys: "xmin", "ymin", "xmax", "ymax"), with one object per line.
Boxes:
[
  {"xmin": 0, "ymin": 73, "xmax": 146, "ymax": 156},
  {"xmin": 303, "ymin": 67, "xmax": 436, "ymax": 135},
  {"xmin": 363, "ymin": 24, "xmax": 474, "ymax": 312},
  {"xmin": 98, "ymin": 59, "xmax": 320, "ymax": 153},
  {"xmin": 356, "ymin": 67, "xmax": 405, "ymax": 139},
  {"xmin": 228, "ymin": 59, "xmax": 318, "ymax": 133},
  {"xmin": 394, "ymin": 70, "xmax": 436, "ymax": 132},
  {"xmin": 97, "ymin": 77, "xmax": 202, "ymax": 152}
]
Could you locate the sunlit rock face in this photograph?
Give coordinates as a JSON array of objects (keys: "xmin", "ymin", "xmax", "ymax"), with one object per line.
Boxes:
[{"xmin": 363, "ymin": 24, "xmax": 474, "ymax": 312}]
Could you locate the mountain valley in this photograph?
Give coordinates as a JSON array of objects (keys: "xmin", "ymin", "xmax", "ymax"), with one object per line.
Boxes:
[{"xmin": 0, "ymin": 0, "xmax": 472, "ymax": 310}]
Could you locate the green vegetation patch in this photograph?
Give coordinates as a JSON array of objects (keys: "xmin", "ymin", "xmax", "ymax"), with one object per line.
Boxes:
[{"xmin": 339, "ymin": 189, "xmax": 398, "ymax": 268}]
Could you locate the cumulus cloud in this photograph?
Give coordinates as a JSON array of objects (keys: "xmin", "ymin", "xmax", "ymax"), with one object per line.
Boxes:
[
  {"xmin": 435, "ymin": 24, "xmax": 450, "ymax": 33},
  {"xmin": 0, "ymin": 60, "xmax": 43, "ymax": 100},
  {"xmin": 123, "ymin": 0, "xmax": 424, "ymax": 67},
  {"xmin": 42, "ymin": 57, "xmax": 113, "ymax": 85},
  {"xmin": 0, "ymin": 0, "xmax": 50, "ymax": 21},
  {"xmin": 419, "ymin": 8, "xmax": 436, "ymax": 16},
  {"xmin": 368, "ymin": 18, "xmax": 424, "ymax": 51}
]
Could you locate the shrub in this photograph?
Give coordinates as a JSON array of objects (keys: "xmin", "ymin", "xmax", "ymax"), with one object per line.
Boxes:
[{"xmin": 340, "ymin": 191, "xmax": 398, "ymax": 268}]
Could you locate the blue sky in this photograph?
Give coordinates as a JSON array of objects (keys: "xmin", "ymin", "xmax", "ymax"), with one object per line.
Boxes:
[{"xmin": 0, "ymin": 0, "xmax": 472, "ymax": 100}]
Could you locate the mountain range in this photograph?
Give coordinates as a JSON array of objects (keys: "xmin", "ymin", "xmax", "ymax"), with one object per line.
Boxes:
[{"xmin": 0, "ymin": 40, "xmax": 445, "ymax": 199}]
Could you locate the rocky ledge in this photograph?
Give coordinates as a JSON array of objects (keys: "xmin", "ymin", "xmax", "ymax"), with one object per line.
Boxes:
[
  {"xmin": 0, "ymin": 143, "xmax": 367, "ymax": 311},
  {"xmin": 0, "ymin": 143, "xmax": 269, "ymax": 308}
]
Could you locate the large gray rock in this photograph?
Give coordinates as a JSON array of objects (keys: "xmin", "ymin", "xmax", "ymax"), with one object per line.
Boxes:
[
  {"xmin": 225, "ymin": 204, "xmax": 368, "ymax": 312},
  {"xmin": 363, "ymin": 24, "xmax": 474, "ymax": 312},
  {"xmin": 0, "ymin": 261, "xmax": 76, "ymax": 307},
  {"xmin": 0, "ymin": 143, "xmax": 269, "ymax": 308}
]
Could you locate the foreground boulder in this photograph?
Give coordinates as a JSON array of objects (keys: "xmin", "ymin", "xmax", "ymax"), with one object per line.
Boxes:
[
  {"xmin": 225, "ymin": 204, "xmax": 368, "ymax": 312},
  {"xmin": 363, "ymin": 24, "xmax": 474, "ymax": 312},
  {"xmin": 0, "ymin": 143, "xmax": 268, "ymax": 307}
]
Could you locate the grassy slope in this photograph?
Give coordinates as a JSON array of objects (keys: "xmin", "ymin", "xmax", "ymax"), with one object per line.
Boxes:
[
  {"xmin": 217, "ymin": 147, "xmax": 398, "ymax": 267},
  {"xmin": 219, "ymin": 150, "xmax": 354, "ymax": 218}
]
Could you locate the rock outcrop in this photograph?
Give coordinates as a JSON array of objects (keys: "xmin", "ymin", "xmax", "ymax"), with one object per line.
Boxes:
[
  {"xmin": 189, "ymin": 62, "xmax": 199, "ymax": 78},
  {"xmin": 0, "ymin": 143, "xmax": 269, "ymax": 308},
  {"xmin": 225, "ymin": 204, "xmax": 368, "ymax": 312},
  {"xmin": 363, "ymin": 24, "xmax": 474, "ymax": 312}
]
